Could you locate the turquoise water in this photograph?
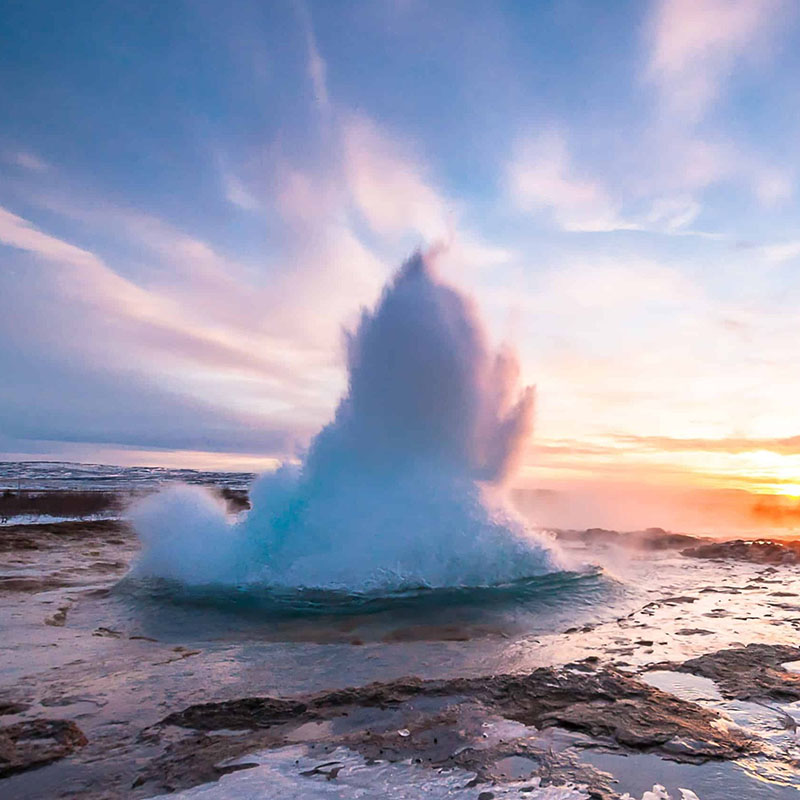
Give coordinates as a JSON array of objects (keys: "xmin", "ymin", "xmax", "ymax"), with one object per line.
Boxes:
[{"xmin": 115, "ymin": 567, "xmax": 618, "ymax": 644}]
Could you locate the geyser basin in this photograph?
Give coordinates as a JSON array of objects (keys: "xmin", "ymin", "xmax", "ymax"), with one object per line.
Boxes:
[
  {"xmin": 115, "ymin": 568, "xmax": 614, "ymax": 647},
  {"xmin": 131, "ymin": 251, "xmax": 562, "ymax": 592}
]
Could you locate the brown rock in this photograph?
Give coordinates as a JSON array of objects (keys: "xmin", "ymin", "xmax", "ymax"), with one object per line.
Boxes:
[
  {"xmin": 682, "ymin": 539, "xmax": 800, "ymax": 565},
  {"xmin": 162, "ymin": 664, "xmax": 755, "ymax": 763},
  {"xmin": 665, "ymin": 643, "xmax": 800, "ymax": 701},
  {"xmin": 0, "ymin": 719, "xmax": 87, "ymax": 777}
]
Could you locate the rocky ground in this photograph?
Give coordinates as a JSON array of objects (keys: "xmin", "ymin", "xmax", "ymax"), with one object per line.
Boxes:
[
  {"xmin": 2, "ymin": 519, "xmax": 800, "ymax": 799},
  {"xmin": 131, "ymin": 649, "xmax": 769, "ymax": 797}
]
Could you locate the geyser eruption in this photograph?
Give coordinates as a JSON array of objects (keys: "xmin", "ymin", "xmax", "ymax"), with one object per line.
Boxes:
[{"xmin": 132, "ymin": 251, "xmax": 560, "ymax": 591}]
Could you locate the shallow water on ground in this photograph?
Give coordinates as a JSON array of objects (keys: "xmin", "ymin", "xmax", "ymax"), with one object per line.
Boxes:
[
  {"xmin": 4, "ymin": 523, "xmax": 800, "ymax": 798},
  {"xmin": 580, "ymin": 750, "xmax": 800, "ymax": 800},
  {"xmin": 146, "ymin": 744, "xmax": 590, "ymax": 800}
]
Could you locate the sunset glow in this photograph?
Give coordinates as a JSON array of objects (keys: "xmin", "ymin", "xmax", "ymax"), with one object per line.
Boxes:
[{"xmin": 3, "ymin": 1, "xmax": 800, "ymax": 530}]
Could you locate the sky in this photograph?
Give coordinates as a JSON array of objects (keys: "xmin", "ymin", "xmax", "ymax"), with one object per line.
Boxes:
[{"xmin": 3, "ymin": 0, "xmax": 800, "ymax": 515}]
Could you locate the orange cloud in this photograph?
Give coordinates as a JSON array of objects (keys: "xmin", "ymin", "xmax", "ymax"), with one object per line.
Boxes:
[{"xmin": 615, "ymin": 434, "xmax": 800, "ymax": 456}]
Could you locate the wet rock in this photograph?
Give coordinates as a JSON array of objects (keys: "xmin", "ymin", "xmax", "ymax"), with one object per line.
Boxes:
[
  {"xmin": 682, "ymin": 539, "xmax": 800, "ymax": 564},
  {"xmin": 0, "ymin": 702, "xmax": 28, "ymax": 716},
  {"xmin": 555, "ymin": 528, "xmax": 624, "ymax": 546},
  {"xmin": 88, "ymin": 560, "xmax": 127, "ymax": 573},
  {"xmin": 0, "ymin": 576, "xmax": 73, "ymax": 592},
  {"xmin": 162, "ymin": 697, "xmax": 309, "ymax": 731},
  {"xmin": 0, "ymin": 718, "xmax": 87, "ymax": 777},
  {"xmin": 131, "ymin": 648, "xmax": 795, "ymax": 797},
  {"xmin": 381, "ymin": 624, "xmax": 476, "ymax": 642},
  {"xmin": 161, "ymin": 664, "xmax": 755, "ymax": 764},
  {"xmin": 93, "ymin": 627, "xmax": 123, "ymax": 638},
  {"xmin": 479, "ymin": 669, "xmax": 752, "ymax": 760},
  {"xmin": 0, "ymin": 519, "xmax": 131, "ymax": 553},
  {"xmin": 661, "ymin": 643, "xmax": 800, "ymax": 701},
  {"xmin": 555, "ymin": 528, "xmax": 703, "ymax": 551},
  {"xmin": 45, "ymin": 604, "xmax": 70, "ymax": 626},
  {"xmin": 154, "ymin": 647, "xmax": 202, "ymax": 665},
  {"xmin": 629, "ymin": 529, "xmax": 704, "ymax": 550}
]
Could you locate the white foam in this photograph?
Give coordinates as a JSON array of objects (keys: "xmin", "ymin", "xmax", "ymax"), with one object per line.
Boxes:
[
  {"xmin": 131, "ymin": 251, "xmax": 560, "ymax": 591},
  {"xmin": 621, "ymin": 789, "xmax": 700, "ymax": 800}
]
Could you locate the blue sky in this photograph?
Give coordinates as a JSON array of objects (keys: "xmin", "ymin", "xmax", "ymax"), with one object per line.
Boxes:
[{"xmin": 3, "ymin": 0, "xmax": 800, "ymax": 501}]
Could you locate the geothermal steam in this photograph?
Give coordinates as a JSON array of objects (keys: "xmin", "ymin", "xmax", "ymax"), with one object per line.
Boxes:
[{"xmin": 132, "ymin": 252, "xmax": 559, "ymax": 591}]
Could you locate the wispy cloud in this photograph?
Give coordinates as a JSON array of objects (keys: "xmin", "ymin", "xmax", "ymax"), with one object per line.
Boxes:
[
  {"xmin": 8, "ymin": 151, "xmax": 49, "ymax": 173},
  {"xmin": 0, "ymin": 204, "xmax": 347, "ymax": 426},
  {"xmin": 507, "ymin": 130, "xmax": 634, "ymax": 233},
  {"xmin": 221, "ymin": 170, "xmax": 262, "ymax": 211},
  {"xmin": 752, "ymin": 167, "xmax": 794, "ymax": 206},
  {"xmin": 342, "ymin": 115, "xmax": 452, "ymax": 241},
  {"xmin": 538, "ymin": 257, "xmax": 698, "ymax": 310},
  {"xmin": 616, "ymin": 433, "xmax": 800, "ymax": 456},
  {"xmin": 506, "ymin": 131, "xmax": 715, "ymax": 235},
  {"xmin": 305, "ymin": 29, "xmax": 329, "ymax": 112},
  {"xmin": 0, "ymin": 206, "xmax": 104, "ymax": 271},
  {"xmin": 296, "ymin": 1, "xmax": 330, "ymax": 113},
  {"xmin": 645, "ymin": 0, "xmax": 781, "ymax": 123},
  {"xmin": 643, "ymin": 195, "xmax": 701, "ymax": 231},
  {"xmin": 641, "ymin": 0, "xmax": 794, "ymax": 207},
  {"xmin": 759, "ymin": 240, "xmax": 800, "ymax": 264}
]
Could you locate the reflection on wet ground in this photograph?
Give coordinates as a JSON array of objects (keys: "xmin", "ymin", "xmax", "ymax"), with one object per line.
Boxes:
[
  {"xmin": 580, "ymin": 750, "xmax": 797, "ymax": 800},
  {"xmin": 3, "ymin": 521, "xmax": 800, "ymax": 798}
]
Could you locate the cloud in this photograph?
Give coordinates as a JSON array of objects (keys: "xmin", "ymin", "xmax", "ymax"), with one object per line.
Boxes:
[
  {"xmin": 507, "ymin": 131, "xmax": 637, "ymax": 233},
  {"xmin": 759, "ymin": 240, "xmax": 800, "ymax": 264},
  {"xmin": 645, "ymin": 0, "xmax": 781, "ymax": 123},
  {"xmin": 0, "ymin": 205, "xmax": 258, "ymax": 373},
  {"xmin": 487, "ymin": 249, "xmax": 800, "ymax": 465},
  {"xmin": 0, "ymin": 206, "xmax": 105, "ymax": 272},
  {"xmin": 538, "ymin": 258, "xmax": 697, "ymax": 310},
  {"xmin": 335, "ymin": 115, "xmax": 516, "ymax": 294},
  {"xmin": 0, "ymin": 345, "xmax": 296, "ymax": 456},
  {"xmin": 0, "ymin": 203, "xmax": 359, "ymax": 446},
  {"xmin": 1, "ymin": 85, "xmax": 516, "ymax": 461},
  {"xmin": 506, "ymin": 132, "xmax": 724, "ymax": 236},
  {"xmin": 644, "ymin": 195, "xmax": 702, "ymax": 231},
  {"xmin": 752, "ymin": 167, "xmax": 794, "ymax": 206},
  {"xmin": 305, "ymin": 27, "xmax": 329, "ymax": 112},
  {"xmin": 221, "ymin": 171, "xmax": 262, "ymax": 211},
  {"xmin": 640, "ymin": 0, "xmax": 793, "ymax": 207},
  {"xmin": 341, "ymin": 115, "xmax": 452, "ymax": 241},
  {"xmin": 616, "ymin": 433, "xmax": 800, "ymax": 456},
  {"xmin": 500, "ymin": 2, "xmax": 794, "ymax": 238},
  {"xmin": 8, "ymin": 151, "xmax": 49, "ymax": 173},
  {"xmin": 0, "ymin": 329, "xmax": 313, "ymax": 467},
  {"xmin": 14, "ymin": 189, "xmax": 373, "ymax": 360},
  {"xmin": 296, "ymin": 1, "xmax": 330, "ymax": 113}
]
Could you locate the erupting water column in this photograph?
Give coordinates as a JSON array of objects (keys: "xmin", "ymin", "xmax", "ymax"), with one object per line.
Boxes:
[{"xmin": 132, "ymin": 250, "xmax": 560, "ymax": 591}]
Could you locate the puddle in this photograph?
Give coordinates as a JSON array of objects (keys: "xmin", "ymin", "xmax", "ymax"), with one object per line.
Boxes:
[
  {"xmin": 146, "ymin": 744, "xmax": 591, "ymax": 799},
  {"xmin": 641, "ymin": 671, "xmax": 723, "ymax": 702},
  {"xmin": 579, "ymin": 750, "xmax": 800, "ymax": 799},
  {"xmin": 493, "ymin": 754, "xmax": 540, "ymax": 779},
  {"xmin": 285, "ymin": 719, "xmax": 335, "ymax": 742}
]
